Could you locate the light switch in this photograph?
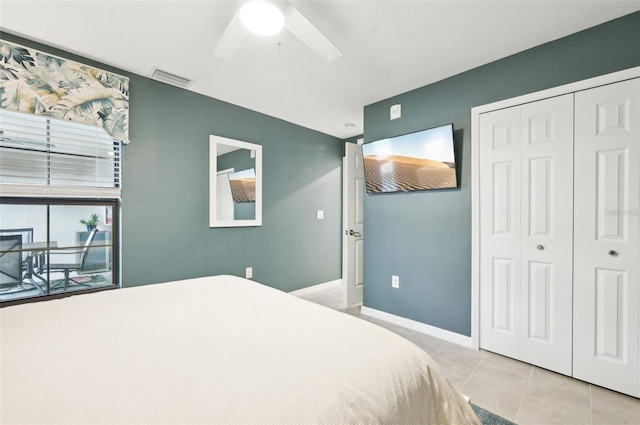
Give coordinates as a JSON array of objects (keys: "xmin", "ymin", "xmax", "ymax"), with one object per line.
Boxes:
[{"xmin": 316, "ymin": 210, "xmax": 324, "ymax": 220}]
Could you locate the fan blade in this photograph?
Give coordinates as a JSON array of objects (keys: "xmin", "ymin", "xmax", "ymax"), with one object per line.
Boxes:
[
  {"xmin": 213, "ymin": 9, "xmax": 249, "ymax": 60},
  {"xmin": 281, "ymin": 2, "xmax": 342, "ymax": 62}
]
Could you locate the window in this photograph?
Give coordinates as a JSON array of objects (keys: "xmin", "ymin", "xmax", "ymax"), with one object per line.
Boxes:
[{"xmin": 0, "ymin": 110, "xmax": 121, "ymax": 304}]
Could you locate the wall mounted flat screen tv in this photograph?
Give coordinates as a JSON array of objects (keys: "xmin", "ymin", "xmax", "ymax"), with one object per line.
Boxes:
[{"xmin": 362, "ymin": 124, "xmax": 457, "ymax": 194}]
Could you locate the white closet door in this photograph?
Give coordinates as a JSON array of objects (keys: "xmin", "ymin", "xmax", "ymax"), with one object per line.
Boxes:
[
  {"xmin": 479, "ymin": 106, "xmax": 522, "ymax": 358},
  {"xmin": 519, "ymin": 95, "xmax": 574, "ymax": 375},
  {"xmin": 573, "ymin": 78, "xmax": 640, "ymax": 397},
  {"xmin": 480, "ymin": 95, "xmax": 574, "ymax": 371}
]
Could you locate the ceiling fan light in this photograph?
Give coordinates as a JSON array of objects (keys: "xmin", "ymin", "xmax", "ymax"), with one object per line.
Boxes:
[{"xmin": 239, "ymin": 1, "xmax": 284, "ymax": 36}]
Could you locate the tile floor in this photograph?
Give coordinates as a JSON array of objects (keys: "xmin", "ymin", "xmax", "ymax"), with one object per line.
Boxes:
[{"xmin": 295, "ymin": 285, "xmax": 640, "ymax": 425}]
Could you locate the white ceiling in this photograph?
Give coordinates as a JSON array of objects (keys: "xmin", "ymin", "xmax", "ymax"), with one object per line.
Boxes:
[{"xmin": 0, "ymin": 1, "xmax": 638, "ymax": 139}]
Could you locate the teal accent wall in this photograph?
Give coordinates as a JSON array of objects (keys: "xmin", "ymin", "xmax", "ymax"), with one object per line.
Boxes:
[
  {"xmin": 234, "ymin": 203, "xmax": 256, "ymax": 220},
  {"xmin": 1, "ymin": 32, "xmax": 344, "ymax": 292},
  {"xmin": 218, "ymin": 148, "xmax": 255, "ymax": 172},
  {"xmin": 362, "ymin": 12, "xmax": 640, "ymax": 336}
]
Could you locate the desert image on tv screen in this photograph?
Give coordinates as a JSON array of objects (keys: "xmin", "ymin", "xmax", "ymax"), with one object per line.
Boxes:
[
  {"xmin": 229, "ymin": 168, "xmax": 256, "ymax": 202},
  {"xmin": 362, "ymin": 125, "xmax": 457, "ymax": 193}
]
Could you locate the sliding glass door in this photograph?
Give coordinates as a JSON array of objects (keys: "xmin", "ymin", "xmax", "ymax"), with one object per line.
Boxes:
[{"xmin": 0, "ymin": 198, "xmax": 119, "ymax": 304}]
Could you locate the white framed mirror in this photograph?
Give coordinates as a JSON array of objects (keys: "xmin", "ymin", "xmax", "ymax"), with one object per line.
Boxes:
[{"xmin": 209, "ymin": 135, "xmax": 262, "ymax": 227}]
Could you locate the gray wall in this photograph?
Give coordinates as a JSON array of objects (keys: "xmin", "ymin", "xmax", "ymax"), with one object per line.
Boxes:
[
  {"xmin": 0, "ymin": 32, "xmax": 344, "ymax": 292},
  {"xmin": 362, "ymin": 12, "xmax": 640, "ymax": 336}
]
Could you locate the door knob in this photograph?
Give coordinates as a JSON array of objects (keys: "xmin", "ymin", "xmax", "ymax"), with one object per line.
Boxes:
[
  {"xmin": 349, "ymin": 230, "xmax": 361, "ymax": 237},
  {"xmin": 536, "ymin": 245, "xmax": 544, "ymax": 250},
  {"xmin": 609, "ymin": 250, "xmax": 618, "ymax": 257}
]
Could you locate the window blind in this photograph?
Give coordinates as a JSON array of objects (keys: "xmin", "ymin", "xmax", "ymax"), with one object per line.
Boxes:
[{"xmin": 0, "ymin": 109, "xmax": 121, "ymax": 198}]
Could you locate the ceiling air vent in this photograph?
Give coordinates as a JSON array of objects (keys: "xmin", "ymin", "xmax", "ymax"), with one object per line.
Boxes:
[{"xmin": 150, "ymin": 68, "xmax": 192, "ymax": 89}]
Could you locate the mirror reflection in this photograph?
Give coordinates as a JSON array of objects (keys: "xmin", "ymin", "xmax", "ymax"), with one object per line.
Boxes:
[
  {"xmin": 209, "ymin": 136, "xmax": 262, "ymax": 227},
  {"xmin": 228, "ymin": 168, "xmax": 256, "ymax": 219}
]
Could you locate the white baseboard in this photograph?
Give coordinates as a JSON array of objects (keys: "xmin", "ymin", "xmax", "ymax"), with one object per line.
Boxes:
[
  {"xmin": 289, "ymin": 279, "xmax": 342, "ymax": 297},
  {"xmin": 360, "ymin": 306, "xmax": 473, "ymax": 348}
]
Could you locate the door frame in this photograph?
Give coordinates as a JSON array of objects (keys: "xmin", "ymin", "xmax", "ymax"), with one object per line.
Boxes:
[{"xmin": 470, "ymin": 66, "xmax": 640, "ymax": 350}]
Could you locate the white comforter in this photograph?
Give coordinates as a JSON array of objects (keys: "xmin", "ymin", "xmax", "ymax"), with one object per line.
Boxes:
[{"xmin": 1, "ymin": 275, "xmax": 480, "ymax": 424}]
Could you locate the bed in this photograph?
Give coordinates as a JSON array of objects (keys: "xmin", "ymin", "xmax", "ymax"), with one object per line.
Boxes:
[{"xmin": 1, "ymin": 275, "xmax": 480, "ymax": 424}]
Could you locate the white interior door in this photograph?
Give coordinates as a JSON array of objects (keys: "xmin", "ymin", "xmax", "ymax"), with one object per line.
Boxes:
[
  {"xmin": 343, "ymin": 143, "xmax": 364, "ymax": 306},
  {"xmin": 519, "ymin": 94, "xmax": 573, "ymax": 375},
  {"xmin": 573, "ymin": 78, "xmax": 640, "ymax": 397},
  {"xmin": 479, "ymin": 106, "xmax": 522, "ymax": 359}
]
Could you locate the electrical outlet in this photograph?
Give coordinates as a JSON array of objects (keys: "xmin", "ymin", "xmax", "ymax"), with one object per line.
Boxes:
[
  {"xmin": 392, "ymin": 275, "xmax": 399, "ymax": 288},
  {"xmin": 246, "ymin": 267, "xmax": 253, "ymax": 279}
]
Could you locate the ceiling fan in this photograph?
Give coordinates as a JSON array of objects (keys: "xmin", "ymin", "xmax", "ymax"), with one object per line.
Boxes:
[{"xmin": 213, "ymin": 0, "xmax": 342, "ymax": 62}]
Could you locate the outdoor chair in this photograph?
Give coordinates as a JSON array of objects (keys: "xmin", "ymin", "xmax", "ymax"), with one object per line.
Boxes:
[
  {"xmin": 0, "ymin": 235, "xmax": 23, "ymax": 292},
  {"xmin": 0, "ymin": 228, "xmax": 34, "ymax": 245},
  {"xmin": 46, "ymin": 228, "xmax": 98, "ymax": 290},
  {"xmin": 0, "ymin": 228, "xmax": 34, "ymax": 275}
]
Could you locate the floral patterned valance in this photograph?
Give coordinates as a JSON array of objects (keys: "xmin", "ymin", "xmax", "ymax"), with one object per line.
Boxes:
[{"xmin": 0, "ymin": 39, "xmax": 129, "ymax": 142}]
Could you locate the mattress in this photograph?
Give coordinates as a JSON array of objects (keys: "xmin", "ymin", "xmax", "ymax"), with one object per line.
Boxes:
[{"xmin": 0, "ymin": 275, "xmax": 480, "ymax": 424}]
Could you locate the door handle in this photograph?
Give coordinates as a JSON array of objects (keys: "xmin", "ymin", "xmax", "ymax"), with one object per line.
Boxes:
[
  {"xmin": 609, "ymin": 250, "xmax": 618, "ymax": 257},
  {"xmin": 536, "ymin": 245, "xmax": 544, "ymax": 251},
  {"xmin": 349, "ymin": 230, "xmax": 361, "ymax": 237}
]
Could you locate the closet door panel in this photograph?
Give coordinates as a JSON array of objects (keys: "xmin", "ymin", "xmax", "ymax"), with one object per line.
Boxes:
[
  {"xmin": 520, "ymin": 94, "xmax": 574, "ymax": 375},
  {"xmin": 574, "ymin": 78, "xmax": 640, "ymax": 397},
  {"xmin": 479, "ymin": 107, "xmax": 522, "ymax": 358}
]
